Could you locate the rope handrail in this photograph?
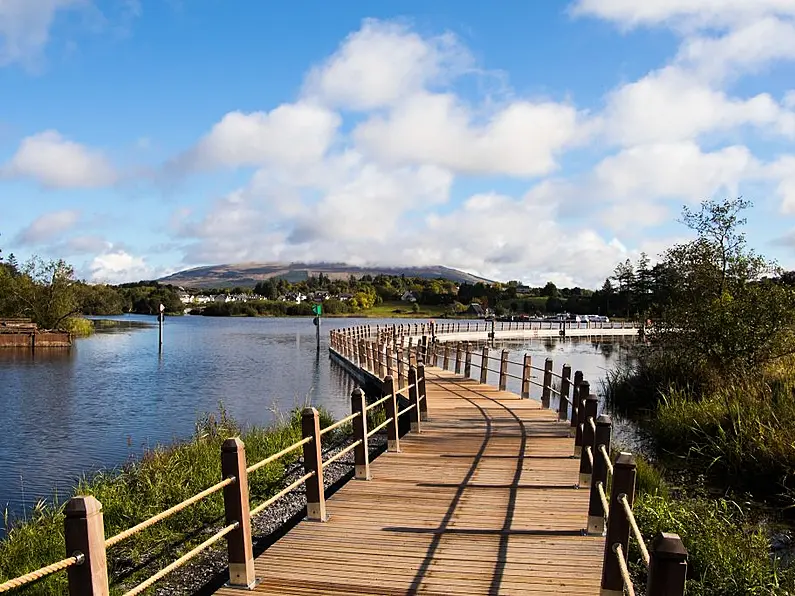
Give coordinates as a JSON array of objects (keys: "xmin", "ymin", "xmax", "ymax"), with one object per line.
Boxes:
[
  {"xmin": 597, "ymin": 481, "xmax": 610, "ymax": 517},
  {"xmin": 365, "ymin": 394, "xmax": 391, "ymax": 412},
  {"xmin": 599, "ymin": 445, "xmax": 614, "ymax": 476},
  {"xmin": 549, "ymin": 370, "xmax": 565, "ymax": 380},
  {"xmin": 547, "ymin": 385, "xmax": 563, "ymax": 397},
  {"xmin": 394, "ymin": 382, "xmax": 416, "ymax": 397},
  {"xmin": 0, "ymin": 554, "xmax": 83, "ymax": 593},
  {"xmin": 122, "ymin": 522, "xmax": 239, "ymax": 596},
  {"xmin": 105, "ymin": 476, "xmax": 236, "ymax": 547},
  {"xmin": 319, "ymin": 412, "xmax": 360, "ymax": 437},
  {"xmin": 367, "ymin": 417, "xmax": 394, "ymax": 438},
  {"xmin": 619, "ymin": 494, "xmax": 650, "ymax": 566},
  {"xmin": 246, "ymin": 436, "xmax": 313, "ymax": 475},
  {"xmin": 530, "ymin": 365, "xmax": 547, "ymax": 373},
  {"xmin": 322, "ymin": 441, "xmax": 362, "ymax": 469},
  {"xmin": 397, "ymin": 403, "xmax": 416, "ymax": 417},
  {"xmin": 585, "ymin": 445, "xmax": 594, "ymax": 467},
  {"xmin": 250, "ymin": 471, "xmax": 315, "ymax": 517},
  {"xmin": 588, "ymin": 417, "xmax": 597, "ymax": 432},
  {"xmin": 528, "ymin": 379, "xmax": 545, "ymax": 389},
  {"xmin": 612, "ymin": 543, "xmax": 636, "ymax": 596}
]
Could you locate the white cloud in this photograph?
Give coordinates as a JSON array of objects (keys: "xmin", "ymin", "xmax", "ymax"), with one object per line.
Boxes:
[
  {"xmin": 14, "ymin": 209, "xmax": 80, "ymax": 244},
  {"xmin": 175, "ymin": 103, "xmax": 340, "ymax": 171},
  {"xmin": 2, "ymin": 130, "xmax": 117, "ymax": 188},
  {"xmin": 0, "ymin": 0, "xmax": 85, "ymax": 66},
  {"xmin": 601, "ymin": 66, "xmax": 795, "ymax": 146},
  {"xmin": 353, "ymin": 92, "xmax": 585, "ymax": 177},
  {"xmin": 767, "ymin": 155, "xmax": 795, "ymax": 214},
  {"xmin": 88, "ymin": 249, "xmax": 159, "ymax": 284},
  {"xmin": 303, "ymin": 19, "xmax": 471, "ymax": 110}
]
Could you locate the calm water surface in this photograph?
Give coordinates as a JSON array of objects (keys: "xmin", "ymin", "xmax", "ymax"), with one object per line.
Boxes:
[{"xmin": 0, "ymin": 315, "xmax": 636, "ymax": 523}]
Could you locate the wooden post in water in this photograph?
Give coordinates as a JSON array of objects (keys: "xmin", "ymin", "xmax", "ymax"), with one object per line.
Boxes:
[
  {"xmin": 499, "ymin": 349, "xmax": 509, "ymax": 391},
  {"xmin": 579, "ymin": 391, "xmax": 598, "ymax": 487},
  {"xmin": 221, "ymin": 438, "xmax": 257, "ymax": 587},
  {"xmin": 65, "ymin": 496, "xmax": 109, "ymax": 596},
  {"xmin": 383, "ymin": 376, "xmax": 400, "ymax": 452},
  {"xmin": 301, "ymin": 408, "xmax": 327, "ymax": 521},
  {"xmin": 574, "ymin": 379, "xmax": 588, "ymax": 455},
  {"xmin": 587, "ymin": 415, "xmax": 612, "ymax": 536},
  {"xmin": 480, "ymin": 346, "xmax": 489, "ymax": 384},
  {"xmin": 559, "ymin": 364, "xmax": 572, "ymax": 421},
  {"xmin": 408, "ymin": 366, "xmax": 421, "ymax": 433},
  {"xmin": 418, "ymin": 363, "xmax": 429, "ymax": 421},
  {"xmin": 464, "ymin": 342, "xmax": 472, "ymax": 377},
  {"xmin": 571, "ymin": 371, "xmax": 583, "ymax": 437},
  {"xmin": 541, "ymin": 358, "xmax": 553, "ymax": 408},
  {"xmin": 647, "ymin": 533, "xmax": 688, "ymax": 596},
  {"xmin": 521, "ymin": 354, "xmax": 531, "ymax": 398},
  {"xmin": 600, "ymin": 453, "xmax": 637, "ymax": 596},
  {"xmin": 351, "ymin": 388, "xmax": 370, "ymax": 480}
]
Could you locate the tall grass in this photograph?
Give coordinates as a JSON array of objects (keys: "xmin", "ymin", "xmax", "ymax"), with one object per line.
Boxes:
[
  {"xmin": 0, "ymin": 406, "xmax": 339, "ymax": 595},
  {"xmin": 60, "ymin": 317, "xmax": 94, "ymax": 336}
]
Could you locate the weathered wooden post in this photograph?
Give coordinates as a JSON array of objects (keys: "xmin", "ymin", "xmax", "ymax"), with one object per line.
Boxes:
[
  {"xmin": 578, "ymin": 391, "xmax": 598, "ymax": 487},
  {"xmin": 351, "ymin": 388, "xmax": 370, "ymax": 480},
  {"xmin": 480, "ymin": 346, "xmax": 489, "ymax": 384},
  {"xmin": 647, "ymin": 533, "xmax": 688, "ymax": 596},
  {"xmin": 574, "ymin": 379, "xmax": 589, "ymax": 455},
  {"xmin": 443, "ymin": 343, "xmax": 450, "ymax": 370},
  {"xmin": 559, "ymin": 364, "xmax": 572, "ymax": 421},
  {"xmin": 386, "ymin": 344, "xmax": 394, "ymax": 378},
  {"xmin": 418, "ymin": 362, "xmax": 429, "ymax": 421},
  {"xmin": 521, "ymin": 353, "xmax": 531, "ymax": 398},
  {"xmin": 65, "ymin": 496, "xmax": 110, "ymax": 596},
  {"xmin": 601, "ymin": 453, "xmax": 637, "ymax": 596},
  {"xmin": 541, "ymin": 358, "xmax": 553, "ymax": 408},
  {"xmin": 397, "ymin": 351, "xmax": 406, "ymax": 389},
  {"xmin": 383, "ymin": 376, "xmax": 400, "ymax": 452},
  {"xmin": 570, "ymin": 371, "xmax": 583, "ymax": 437},
  {"xmin": 302, "ymin": 408, "xmax": 327, "ymax": 521},
  {"xmin": 408, "ymin": 366, "xmax": 421, "ymax": 433},
  {"xmin": 221, "ymin": 438, "xmax": 257, "ymax": 587},
  {"xmin": 587, "ymin": 415, "xmax": 612, "ymax": 536},
  {"xmin": 377, "ymin": 342, "xmax": 385, "ymax": 378},
  {"xmin": 455, "ymin": 342, "xmax": 462, "ymax": 374},
  {"xmin": 499, "ymin": 349, "xmax": 509, "ymax": 391},
  {"xmin": 464, "ymin": 342, "xmax": 472, "ymax": 377}
]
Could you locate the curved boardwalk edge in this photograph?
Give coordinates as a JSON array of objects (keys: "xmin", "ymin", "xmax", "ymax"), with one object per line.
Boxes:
[{"xmin": 215, "ymin": 367, "xmax": 603, "ymax": 596}]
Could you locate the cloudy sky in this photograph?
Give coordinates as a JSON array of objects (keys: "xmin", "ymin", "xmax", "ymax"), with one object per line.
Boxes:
[{"xmin": 1, "ymin": 0, "xmax": 794, "ymax": 287}]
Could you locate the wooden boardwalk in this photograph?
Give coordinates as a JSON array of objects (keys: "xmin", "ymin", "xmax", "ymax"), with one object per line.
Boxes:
[{"xmin": 215, "ymin": 367, "xmax": 604, "ymax": 595}]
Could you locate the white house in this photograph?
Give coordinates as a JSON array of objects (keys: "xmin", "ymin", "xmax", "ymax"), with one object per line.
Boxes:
[{"xmin": 401, "ymin": 291, "xmax": 417, "ymax": 303}]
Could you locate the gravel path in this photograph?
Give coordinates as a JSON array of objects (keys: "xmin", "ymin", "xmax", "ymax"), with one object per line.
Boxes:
[{"xmin": 127, "ymin": 432, "xmax": 388, "ymax": 596}]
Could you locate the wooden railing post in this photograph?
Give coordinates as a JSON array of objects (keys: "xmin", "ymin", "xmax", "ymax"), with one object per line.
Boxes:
[
  {"xmin": 351, "ymin": 388, "xmax": 370, "ymax": 480},
  {"xmin": 601, "ymin": 453, "xmax": 637, "ymax": 595},
  {"xmin": 578, "ymin": 391, "xmax": 598, "ymax": 486},
  {"xmin": 386, "ymin": 345, "xmax": 393, "ymax": 377},
  {"xmin": 574, "ymin": 379, "xmax": 588, "ymax": 455},
  {"xmin": 541, "ymin": 358, "xmax": 553, "ymax": 408},
  {"xmin": 301, "ymin": 408, "xmax": 327, "ymax": 521},
  {"xmin": 587, "ymin": 415, "xmax": 612, "ymax": 536},
  {"xmin": 417, "ymin": 363, "xmax": 429, "ymax": 421},
  {"xmin": 559, "ymin": 364, "xmax": 571, "ymax": 420},
  {"xmin": 647, "ymin": 533, "xmax": 688, "ymax": 596},
  {"xmin": 521, "ymin": 354, "xmax": 531, "ymax": 398},
  {"xmin": 480, "ymin": 346, "xmax": 489, "ymax": 384},
  {"xmin": 408, "ymin": 366, "xmax": 421, "ymax": 433},
  {"xmin": 383, "ymin": 376, "xmax": 400, "ymax": 452},
  {"xmin": 464, "ymin": 342, "xmax": 472, "ymax": 377},
  {"xmin": 397, "ymin": 351, "xmax": 405, "ymax": 388},
  {"xmin": 420, "ymin": 335, "xmax": 427, "ymax": 364},
  {"xmin": 443, "ymin": 343, "xmax": 450, "ymax": 370},
  {"xmin": 221, "ymin": 438, "xmax": 257, "ymax": 587},
  {"xmin": 65, "ymin": 496, "xmax": 109, "ymax": 596},
  {"xmin": 570, "ymin": 371, "xmax": 583, "ymax": 437},
  {"xmin": 455, "ymin": 342, "xmax": 462, "ymax": 374},
  {"xmin": 499, "ymin": 349, "xmax": 509, "ymax": 391}
]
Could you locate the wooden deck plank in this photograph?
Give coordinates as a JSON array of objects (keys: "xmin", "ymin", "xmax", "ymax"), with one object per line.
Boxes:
[{"xmin": 213, "ymin": 367, "xmax": 603, "ymax": 596}]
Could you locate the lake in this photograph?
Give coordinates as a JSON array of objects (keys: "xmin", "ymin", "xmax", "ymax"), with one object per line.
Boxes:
[{"xmin": 0, "ymin": 315, "xmax": 636, "ymax": 524}]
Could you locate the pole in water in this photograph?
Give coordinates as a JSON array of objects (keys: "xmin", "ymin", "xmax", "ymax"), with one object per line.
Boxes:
[
  {"xmin": 158, "ymin": 303, "xmax": 164, "ymax": 352},
  {"xmin": 312, "ymin": 302, "xmax": 322, "ymax": 351}
]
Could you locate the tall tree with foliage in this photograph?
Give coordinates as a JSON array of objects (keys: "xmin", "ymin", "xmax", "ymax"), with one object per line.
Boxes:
[{"xmin": 3, "ymin": 257, "xmax": 82, "ymax": 329}]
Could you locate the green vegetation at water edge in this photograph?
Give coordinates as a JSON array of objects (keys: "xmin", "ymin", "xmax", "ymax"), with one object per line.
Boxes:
[{"xmin": 0, "ymin": 406, "xmax": 347, "ymax": 595}]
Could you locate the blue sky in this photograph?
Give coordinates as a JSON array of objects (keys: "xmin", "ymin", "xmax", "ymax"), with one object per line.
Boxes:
[{"xmin": 2, "ymin": 0, "xmax": 795, "ymax": 287}]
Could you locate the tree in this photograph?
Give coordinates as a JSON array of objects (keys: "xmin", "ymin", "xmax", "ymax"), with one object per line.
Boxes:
[
  {"xmin": 5, "ymin": 258, "xmax": 82, "ymax": 329},
  {"xmin": 651, "ymin": 197, "xmax": 795, "ymax": 371},
  {"xmin": 541, "ymin": 281, "xmax": 559, "ymax": 297}
]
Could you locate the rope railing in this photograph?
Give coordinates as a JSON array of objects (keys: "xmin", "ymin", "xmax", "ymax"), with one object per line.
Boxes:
[
  {"xmin": 365, "ymin": 394, "xmax": 391, "ymax": 412},
  {"xmin": 250, "ymin": 471, "xmax": 315, "ymax": 517},
  {"xmin": 613, "ymin": 544, "xmax": 636, "ymax": 596},
  {"xmin": 122, "ymin": 522, "xmax": 239, "ymax": 596},
  {"xmin": 397, "ymin": 403, "xmax": 416, "ymax": 417},
  {"xmin": 597, "ymin": 481, "xmax": 610, "ymax": 517},
  {"xmin": 246, "ymin": 436, "xmax": 313, "ymax": 474},
  {"xmin": 619, "ymin": 494, "xmax": 651, "ymax": 567},
  {"xmin": 0, "ymin": 555, "xmax": 83, "ymax": 593},
  {"xmin": 321, "ymin": 441, "xmax": 362, "ymax": 469},
  {"xmin": 319, "ymin": 412, "xmax": 360, "ymax": 437},
  {"xmin": 367, "ymin": 416, "xmax": 394, "ymax": 438},
  {"xmin": 105, "ymin": 476, "xmax": 236, "ymax": 547},
  {"xmin": 599, "ymin": 444, "xmax": 613, "ymax": 476}
]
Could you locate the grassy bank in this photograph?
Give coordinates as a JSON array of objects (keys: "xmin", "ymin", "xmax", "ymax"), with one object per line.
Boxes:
[
  {"xmin": 624, "ymin": 454, "xmax": 794, "ymax": 595},
  {"xmin": 0, "ymin": 406, "xmax": 341, "ymax": 595}
]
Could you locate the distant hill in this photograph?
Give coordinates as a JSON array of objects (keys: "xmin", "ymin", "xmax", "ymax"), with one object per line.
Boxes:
[{"xmin": 158, "ymin": 262, "xmax": 494, "ymax": 289}]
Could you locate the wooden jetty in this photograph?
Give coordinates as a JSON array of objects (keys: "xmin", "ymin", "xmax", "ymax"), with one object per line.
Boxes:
[{"xmin": 0, "ymin": 318, "xmax": 72, "ymax": 348}]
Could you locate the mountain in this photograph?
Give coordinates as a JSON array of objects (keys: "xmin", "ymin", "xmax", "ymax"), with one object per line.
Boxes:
[{"xmin": 158, "ymin": 262, "xmax": 493, "ymax": 289}]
